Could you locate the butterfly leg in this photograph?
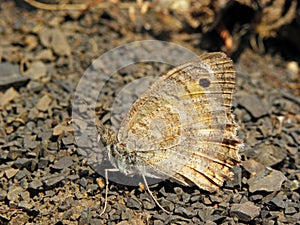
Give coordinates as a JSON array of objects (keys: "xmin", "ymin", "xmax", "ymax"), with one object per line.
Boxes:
[
  {"xmin": 142, "ymin": 175, "xmax": 170, "ymax": 214},
  {"xmin": 99, "ymin": 168, "xmax": 120, "ymax": 216}
]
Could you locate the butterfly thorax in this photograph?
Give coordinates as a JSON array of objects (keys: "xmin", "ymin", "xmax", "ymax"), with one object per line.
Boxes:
[{"xmin": 108, "ymin": 142, "xmax": 144, "ymax": 176}]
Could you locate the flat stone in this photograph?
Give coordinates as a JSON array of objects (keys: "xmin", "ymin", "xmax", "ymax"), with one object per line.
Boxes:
[
  {"xmin": 78, "ymin": 177, "xmax": 87, "ymax": 187},
  {"xmin": 62, "ymin": 135, "xmax": 74, "ymax": 146},
  {"xmin": 28, "ymin": 179, "xmax": 43, "ymax": 191},
  {"xmin": 126, "ymin": 196, "xmax": 141, "ymax": 210},
  {"xmin": 86, "ymin": 184, "xmax": 98, "ymax": 192},
  {"xmin": 14, "ymin": 158, "xmax": 31, "ymax": 169},
  {"xmin": 36, "ymin": 94, "xmax": 52, "ymax": 112},
  {"xmin": 174, "ymin": 206, "xmax": 195, "ymax": 218},
  {"xmin": 43, "ymin": 174, "xmax": 65, "ymax": 188},
  {"xmin": 38, "ymin": 158, "xmax": 49, "ymax": 169},
  {"xmin": 7, "ymin": 185, "xmax": 29, "ymax": 202},
  {"xmin": 247, "ymin": 168, "xmax": 287, "ymax": 192},
  {"xmin": 251, "ymin": 144, "xmax": 287, "ymax": 167},
  {"xmin": 270, "ymin": 195, "xmax": 287, "ymax": 208},
  {"xmin": 23, "ymin": 61, "xmax": 47, "ymax": 80},
  {"xmin": 36, "ymin": 49, "xmax": 55, "ymax": 61},
  {"xmin": 52, "ymin": 123, "xmax": 73, "ymax": 136},
  {"xmin": 51, "ymin": 156, "xmax": 73, "ymax": 170},
  {"xmin": 5, "ymin": 168, "xmax": 19, "ymax": 179},
  {"xmin": 239, "ymin": 94, "xmax": 269, "ymax": 118},
  {"xmin": 230, "ymin": 201, "xmax": 260, "ymax": 222},
  {"xmin": 242, "ymin": 159, "xmax": 265, "ymax": 174},
  {"xmin": 0, "ymin": 87, "xmax": 20, "ymax": 106},
  {"xmin": 0, "ymin": 62, "xmax": 29, "ymax": 89},
  {"xmin": 39, "ymin": 28, "xmax": 71, "ymax": 56},
  {"xmin": 15, "ymin": 169, "xmax": 30, "ymax": 180}
]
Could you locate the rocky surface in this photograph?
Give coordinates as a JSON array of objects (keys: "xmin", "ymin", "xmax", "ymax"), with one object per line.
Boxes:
[{"xmin": 0, "ymin": 1, "xmax": 299, "ymax": 224}]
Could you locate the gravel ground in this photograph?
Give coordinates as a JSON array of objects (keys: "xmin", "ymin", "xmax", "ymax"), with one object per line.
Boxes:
[{"xmin": 0, "ymin": 1, "xmax": 299, "ymax": 224}]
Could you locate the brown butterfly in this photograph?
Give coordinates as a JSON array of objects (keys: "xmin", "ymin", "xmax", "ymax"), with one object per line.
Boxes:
[{"xmin": 98, "ymin": 52, "xmax": 242, "ymax": 214}]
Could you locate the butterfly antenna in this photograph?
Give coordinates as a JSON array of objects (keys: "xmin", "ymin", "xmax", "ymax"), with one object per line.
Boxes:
[
  {"xmin": 99, "ymin": 168, "xmax": 120, "ymax": 216},
  {"xmin": 142, "ymin": 175, "xmax": 170, "ymax": 214},
  {"xmin": 99, "ymin": 168, "xmax": 109, "ymax": 216}
]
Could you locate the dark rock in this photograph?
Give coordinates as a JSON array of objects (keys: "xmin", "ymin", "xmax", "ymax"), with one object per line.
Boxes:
[
  {"xmin": 251, "ymin": 144, "xmax": 287, "ymax": 167},
  {"xmin": 126, "ymin": 196, "xmax": 141, "ymax": 210},
  {"xmin": 15, "ymin": 169, "xmax": 30, "ymax": 180},
  {"xmin": 14, "ymin": 158, "xmax": 31, "ymax": 169},
  {"xmin": 198, "ymin": 206, "xmax": 215, "ymax": 221},
  {"xmin": 121, "ymin": 208, "xmax": 133, "ymax": 220},
  {"xmin": 270, "ymin": 192, "xmax": 287, "ymax": 208},
  {"xmin": 78, "ymin": 177, "xmax": 87, "ymax": 187},
  {"xmin": 62, "ymin": 135, "xmax": 75, "ymax": 146},
  {"xmin": 38, "ymin": 158, "xmax": 49, "ymax": 169},
  {"xmin": 108, "ymin": 208, "xmax": 120, "ymax": 221},
  {"xmin": 174, "ymin": 206, "xmax": 195, "ymax": 218},
  {"xmin": 140, "ymin": 193, "xmax": 155, "ymax": 210},
  {"xmin": 225, "ymin": 166, "xmax": 242, "ymax": 189},
  {"xmin": 247, "ymin": 168, "xmax": 287, "ymax": 192},
  {"xmin": 160, "ymin": 198, "xmax": 175, "ymax": 211},
  {"xmin": 249, "ymin": 194, "xmax": 263, "ymax": 202},
  {"xmin": 7, "ymin": 149, "xmax": 24, "ymax": 160},
  {"xmin": 51, "ymin": 156, "xmax": 73, "ymax": 170},
  {"xmin": 78, "ymin": 209, "xmax": 90, "ymax": 225},
  {"xmin": 28, "ymin": 179, "xmax": 43, "ymax": 191},
  {"xmin": 230, "ymin": 201, "xmax": 260, "ymax": 222},
  {"xmin": 23, "ymin": 135, "xmax": 38, "ymax": 149},
  {"xmin": 43, "ymin": 174, "xmax": 65, "ymax": 189}
]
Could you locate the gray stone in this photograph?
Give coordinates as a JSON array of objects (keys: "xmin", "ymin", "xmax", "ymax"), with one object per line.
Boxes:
[
  {"xmin": 247, "ymin": 168, "xmax": 287, "ymax": 192},
  {"xmin": 7, "ymin": 185, "xmax": 29, "ymax": 203},
  {"xmin": 43, "ymin": 174, "xmax": 65, "ymax": 188},
  {"xmin": 78, "ymin": 177, "xmax": 87, "ymax": 187},
  {"xmin": 285, "ymin": 207, "xmax": 297, "ymax": 214},
  {"xmin": 251, "ymin": 144, "xmax": 287, "ymax": 167},
  {"xmin": 0, "ymin": 62, "xmax": 29, "ymax": 88},
  {"xmin": 239, "ymin": 94, "xmax": 269, "ymax": 118},
  {"xmin": 51, "ymin": 156, "xmax": 73, "ymax": 170},
  {"xmin": 174, "ymin": 206, "xmax": 195, "ymax": 218},
  {"xmin": 62, "ymin": 135, "xmax": 75, "ymax": 146},
  {"xmin": 126, "ymin": 196, "xmax": 141, "ymax": 210},
  {"xmin": 86, "ymin": 184, "xmax": 98, "ymax": 192},
  {"xmin": 242, "ymin": 159, "xmax": 265, "ymax": 174},
  {"xmin": 230, "ymin": 201, "xmax": 260, "ymax": 222},
  {"xmin": 28, "ymin": 179, "xmax": 43, "ymax": 191},
  {"xmin": 15, "ymin": 169, "xmax": 30, "ymax": 180},
  {"xmin": 270, "ymin": 193, "xmax": 287, "ymax": 208},
  {"xmin": 14, "ymin": 158, "xmax": 31, "ymax": 169}
]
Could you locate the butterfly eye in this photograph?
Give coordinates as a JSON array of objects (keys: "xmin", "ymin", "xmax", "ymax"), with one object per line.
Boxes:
[{"xmin": 199, "ymin": 78, "xmax": 211, "ymax": 88}]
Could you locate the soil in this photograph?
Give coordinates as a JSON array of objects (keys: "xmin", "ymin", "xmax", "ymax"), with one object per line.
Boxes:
[{"xmin": 0, "ymin": 1, "xmax": 299, "ymax": 224}]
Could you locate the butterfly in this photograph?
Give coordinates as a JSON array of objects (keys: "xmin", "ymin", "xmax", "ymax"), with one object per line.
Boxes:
[{"xmin": 98, "ymin": 52, "xmax": 242, "ymax": 214}]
